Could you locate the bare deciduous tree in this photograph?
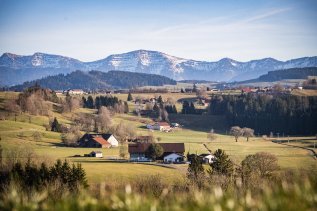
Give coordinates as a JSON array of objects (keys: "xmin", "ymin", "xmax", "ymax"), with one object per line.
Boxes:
[
  {"xmin": 241, "ymin": 152, "xmax": 279, "ymax": 181},
  {"xmin": 95, "ymin": 106, "xmax": 112, "ymax": 133},
  {"xmin": 61, "ymin": 126, "xmax": 82, "ymax": 146},
  {"xmin": 242, "ymin": 127, "xmax": 254, "ymax": 141},
  {"xmin": 230, "ymin": 126, "xmax": 243, "ymax": 142},
  {"xmin": 114, "ymin": 121, "xmax": 136, "ymax": 143},
  {"xmin": 207, "ymin": 128, "xmax": 217, "ymax": 141},
  {"xmin": 196, "ymin": 86, "xmax": 207, "ymax": 99}
]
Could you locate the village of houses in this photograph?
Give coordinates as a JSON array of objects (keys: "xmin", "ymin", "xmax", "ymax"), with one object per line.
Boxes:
[{"xmin": 52, "ymin": 82, "xmax": 310, "ymax": 166}]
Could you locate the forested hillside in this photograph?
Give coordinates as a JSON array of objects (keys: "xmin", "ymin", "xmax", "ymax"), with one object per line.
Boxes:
[
  {"xmin": 209, "ymin": 94, "xmax": 317, "ymax": 135},
  {"xmin": 257, "ymin": 67, "xmax": 317, "ymax": 82},
  {"xmin": 10, "ymin": 70, "xmax": 177, "ymax": 91}
]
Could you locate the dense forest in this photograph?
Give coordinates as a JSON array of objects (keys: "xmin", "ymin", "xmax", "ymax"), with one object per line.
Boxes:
[
  {"xmin": 208, "ymin": 94, "xmax": 317, "ymax": 135},
  {"xmin": 257, "ymin": 67, "xmax": 317, "ymax": 82},
  {"xmin": 10, "ymin": 70, "xmax": 177, "ymax": 91}
]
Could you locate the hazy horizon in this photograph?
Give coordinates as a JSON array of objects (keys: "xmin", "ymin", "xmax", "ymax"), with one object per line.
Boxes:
[{"xmin": 1, "ymin": 0, "xmax": 317, "ymax": 62}]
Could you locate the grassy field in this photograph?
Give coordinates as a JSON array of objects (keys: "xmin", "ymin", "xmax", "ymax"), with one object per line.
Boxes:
[{"xmin": 1, "ymin": 91, "xmax": 316, "ymax": 185}]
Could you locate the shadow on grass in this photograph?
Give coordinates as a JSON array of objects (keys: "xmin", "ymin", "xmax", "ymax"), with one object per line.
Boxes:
[{"xmin": 71, "ymin": 159, "xmax": 177, "ymax": 169}]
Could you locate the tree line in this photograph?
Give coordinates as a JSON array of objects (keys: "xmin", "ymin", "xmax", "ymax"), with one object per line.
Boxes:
[
  {"xmin": 0, "ymin": 159, "xmax": 88, "ymax": 194},
  {"xmin": 208, "ymin": 94, "xmax": 317, "ymax": 135}
]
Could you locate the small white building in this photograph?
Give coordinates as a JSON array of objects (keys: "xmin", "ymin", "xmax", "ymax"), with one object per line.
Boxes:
[
  {"xmin": 68, "ymin": 89, "xmax": 84, "ymax": 95},
  {"xmin": 164, "ymin": 153, "xmax": 184, "ymax": 163},
  {"xmin": 90, "ymin": 151, "xmax": 103, "ymax": 158},
  {"xmin": 200, "ymin": 154, "xmax": 215, "ymax": 164}
]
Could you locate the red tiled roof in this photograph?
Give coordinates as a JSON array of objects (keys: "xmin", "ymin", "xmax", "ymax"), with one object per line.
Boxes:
[
  {"xmin": 92, "ymin": 137, "xmax": 111, "ymax": 146},
  {"xmin": 157, "ymin": 122, "xmax": 170, "ymax": 126}
]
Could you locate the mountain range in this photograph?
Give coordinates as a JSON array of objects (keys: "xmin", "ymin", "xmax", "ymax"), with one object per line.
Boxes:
[{"xmin": 1, "ymin": 50, "xmax": 317, "ymax": 86}]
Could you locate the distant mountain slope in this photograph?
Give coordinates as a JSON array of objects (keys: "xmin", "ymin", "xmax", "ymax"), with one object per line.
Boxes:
[
  {"xmin": 10, "ymin": 70, "xmax": 177, "ymax": 91},
  {"xmin": 257, "ymin": 67, "xmax": 317, "ymax": 82},
  {"xmin": 1, "ymin": 50, "xmax": 317, "ymax": 85},
  {"xmin": 235, "ymin": 67, "xmax": 317, "ymax": 84}
]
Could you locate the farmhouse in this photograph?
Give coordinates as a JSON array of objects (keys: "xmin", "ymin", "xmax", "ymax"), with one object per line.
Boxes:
[
  {"xmin": 68, "ymin": 89, "xmax": 84, "ymax": 95},
  {"xmin": 78, "ymin": 133, "xmax": 118, "ymax": 148},
  {"xmin": 164, "ymin": 153, "xmax": 185, "ymax": 163},
  {"xmin": 151, "ymin": 122, "xmax": 171, "ymax": 131},
  {"xmin": 128, "ymin": 142, "xmax": 185, "ymax": 161}
]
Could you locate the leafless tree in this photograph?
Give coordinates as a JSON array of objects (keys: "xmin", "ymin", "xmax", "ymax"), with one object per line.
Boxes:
[
  {"xmin": 207, "ymin": 128, "xmax": 217, "ymax": 141},
  {"xmin": 61, "ymin": 126, "xmax": 82, "ymax": 146},
  {"xmin": 95, "ymin": 106, "xmax": 112, "ymax": 133},
  {"xmin": 114, "ymin": 121, "xmax": 136, "ymax": 143},
  {"xmin": 32, "ymin": 131, "xmax": 42, "ymax": 142},
  {"xmin": 119, "ymin": 143, "xmax": 128, "ymax": 159},
  {"xmin": 242, "ymin": 127, "xmax": 254, "ymax": 142},
  {"xmin": 230, "ymin": 126, "xmax": 243, "ymax": 142},
  {"xmin": 241, "ymin": 152, "xmax": 279, "ymax": 183},
  {"xmin": 145, "ymin": 103, "xmax": 153, "ymax": 110},
  {"xmin": 4, "ymin": 99, "xmax": 21, "ymax": 113},
  {"xmin": 158, "ymin": 108, "xmax": 169, "ymax": 122},
  {"xmin": 196, "ymin": 86, "xmax": 207, "ymax": 99}
]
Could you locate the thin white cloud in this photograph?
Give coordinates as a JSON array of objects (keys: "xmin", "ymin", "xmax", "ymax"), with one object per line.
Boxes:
[{"xmin": 242, "ymin": 7, "xmax": 292, "ymax": 23}]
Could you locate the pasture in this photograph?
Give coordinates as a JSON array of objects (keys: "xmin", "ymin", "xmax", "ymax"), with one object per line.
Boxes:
[{"xmin": 0, "ymin": 91, "xmax": 316, "ymax": 185}]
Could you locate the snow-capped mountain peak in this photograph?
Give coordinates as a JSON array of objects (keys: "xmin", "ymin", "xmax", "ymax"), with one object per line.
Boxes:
[{"xmin": 1, "ymin": 50, "xmax": 317, "ymax": 85}]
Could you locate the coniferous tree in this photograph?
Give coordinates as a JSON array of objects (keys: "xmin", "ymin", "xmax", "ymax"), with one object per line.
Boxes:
[
  {"xmin": 51, "ymin": 117, "xmax": 61, "ymax": 132},
  {"xmin": 127, "ymin": 92, "xmax": 133, "ymax": 101},
  {"xmin": 187, "ymin": 154, "xmax": 205, "ymax": 188},
  {"xmin": 210, "ymin": 149, "xmax": 234, "ymax": 176}
]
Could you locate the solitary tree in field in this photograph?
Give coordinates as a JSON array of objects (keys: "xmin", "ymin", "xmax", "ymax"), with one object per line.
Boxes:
[
  {"xmin": 127, "ymin": 93, "xmax": 133, "ymax": 101},
  {"xmin": 207, "ymin": 128, "xmax": 217, "ymax": 141},
  {"xmin": 241, "ymin": 152, "xmax": 279, "ymax": 181},
  {"xmin": 146, "ymin": 143, "xmax": 164, "ymax": 161},
  {"xmin": 230, "ymin": 126, "xmax": 243, "ymax": 142},
  {"xmin": 242, "ymin": 127, "xmax": 254, "ymax": 142},
  {"xmin": 192, "ymin": 83, "xmax": 197, "ymax": 92},
  {"xmin": 209, "ymin": 149, "xmax": 234, "ymax": 176},
  {"xmin": 51, "ymin": 117, "xmax": 61, "ymax": 132}
]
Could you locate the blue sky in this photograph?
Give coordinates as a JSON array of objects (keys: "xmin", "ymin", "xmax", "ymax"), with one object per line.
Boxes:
[{"xmin": 0, "ymin": 0, "xmax": 316, "ymax": 61}]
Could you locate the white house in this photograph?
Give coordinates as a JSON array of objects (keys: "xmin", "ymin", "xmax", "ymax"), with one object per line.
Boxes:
[
  {"xmin": 68, "ymin": 89, "xmax": 84, "ymax": 95},
  {"xmin": 164, "ymin": 153, "xmax": 185, "ymax": 163},
  {"xmin": 151, "ymin": 122, "xmax": 171, "ymax": 131},
  {"xmin": 104, "ymin": 134, "xmax": 119, "ymax": 147},
  {"xmin": 90, "ymin": 151, "xmax": 103, "ymax": 158},
  {"xmin": 200, "ymin": 154, "xmax": 215, "ymax": 164}
]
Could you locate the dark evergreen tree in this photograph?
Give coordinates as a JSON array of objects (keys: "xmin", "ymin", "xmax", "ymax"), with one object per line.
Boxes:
[
  {"xmin": 187, "ymin": 154, "xmax": 205, "ymax": 188},
  {"xmin": 182, "ymin": 101, "xmax": 190, "ymax": 114},
  {"xmin": 82, "ymin": 97, "xmax": 87, "ymax": 108},
  {"xmin": 127, "ymin": 93, "xmax": 133, "ymax": 101},
  {"xmin": 87, "ymin": 96, "xmax": 94, "ymax": 108},
  {"xmin": 210, "ymin": 149, "xmax": 234, "ymax": 176},
  {"xmin": 193, "ymin": 83, "xmax": 197, "ymax": 92},
  {"xmin": 51, "ymin": 117, "xmax": 61, "ymax": 132},
  {"xmin": 157, "ymin": 96, "xmax": 163, "ymax": 104}
]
